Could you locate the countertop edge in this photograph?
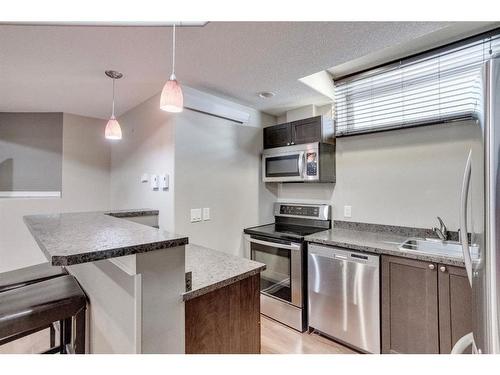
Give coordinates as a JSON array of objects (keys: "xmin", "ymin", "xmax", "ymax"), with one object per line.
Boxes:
[
  {"xmin": 183, "ymin": 265, "xmax": 266, "ymax": 301},
  {"xmin": 51, "ymin": 237, "xmax": 189, "ymax": 266}
]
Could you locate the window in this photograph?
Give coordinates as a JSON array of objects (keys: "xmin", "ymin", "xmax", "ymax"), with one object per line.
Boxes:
[
  {"xmin": 0, "ymin": 112, "xmax": 63, "ymax": 198},
  {"xmin": 334, "ymin": 31, "xmax": 500, "ymax": 136}
]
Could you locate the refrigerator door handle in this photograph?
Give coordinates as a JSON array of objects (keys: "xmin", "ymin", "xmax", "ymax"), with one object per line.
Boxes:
[
  {"xmin": 460, "ymin": 149, "xmax": 473, "ymax": 286},
  {"xmin": 451, "ymin": 332, "xmax": 475, "ymax": 354}
]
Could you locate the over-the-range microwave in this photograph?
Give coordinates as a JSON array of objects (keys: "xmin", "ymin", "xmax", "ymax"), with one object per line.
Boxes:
[{"xmin": 262, "ymin": 142, "xmax": 335, "ymax": 183}]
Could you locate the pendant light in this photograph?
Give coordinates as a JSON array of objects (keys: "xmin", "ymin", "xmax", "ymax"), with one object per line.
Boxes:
[
  {"xmin": 104, "ymin": 70, "xmax": 123, "ymax": 140},
  {"xmin": 160, "ymin": 23, "xmax": 183, "ymax": 112}
]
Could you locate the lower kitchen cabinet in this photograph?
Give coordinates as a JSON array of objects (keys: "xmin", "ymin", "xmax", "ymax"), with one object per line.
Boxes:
[
  {"xmin": 381, "ymin": 255, "xmax": 472, "ymax": 354},
  {"xmin": 185, "ymin": 274, "xmax": 261, "ymax": 354},
  {"xmin": 438, "ymin": 265, "xmax": 473, "ymax": 354},
  {"xmin": 381, "ymin": 255, "xmax": 439, "ymax": 354}
]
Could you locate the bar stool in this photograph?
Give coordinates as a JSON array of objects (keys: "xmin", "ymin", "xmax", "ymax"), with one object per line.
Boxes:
[
  {"xmin": 0, "ymin": 275, "xmax": 87, "ymax": 354},
  {"xmin": 0, "ymin": 262, "xmax": 67, "ymax": 347},
  {"xmin": 0, "ymin": 262, "xmax": 66, "ymax": 293}
]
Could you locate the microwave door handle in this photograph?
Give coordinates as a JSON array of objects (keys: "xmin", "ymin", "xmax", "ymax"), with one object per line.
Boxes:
[
  {"xmin": 298, "ymin": 152, "xmax": 305, "ymax": 177},
  {"xmin": 249, "ymin": 237, "xmax": 301, "ymax": 251},
  {"xmin": 460, "ymin": 149, "xmax": 473, "ymax": 286}
]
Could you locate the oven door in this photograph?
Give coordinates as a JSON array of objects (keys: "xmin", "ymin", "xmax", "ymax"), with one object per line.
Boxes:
[
  {"xmin": 262, "ymin": 151, "xmax": 305, "ymax": 182},
  {"xmin": 249, "ymin": 236, "xmax": 302, "ymax": 307}
]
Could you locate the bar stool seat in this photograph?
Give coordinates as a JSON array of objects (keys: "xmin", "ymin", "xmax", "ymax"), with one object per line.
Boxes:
[
  {"xmin": 0, "ymin": 275, "xmax": 87, "ymax": 353},
  {"xmin": 0, "ymin": 262, "xmax": 66, "ymax": 293}
]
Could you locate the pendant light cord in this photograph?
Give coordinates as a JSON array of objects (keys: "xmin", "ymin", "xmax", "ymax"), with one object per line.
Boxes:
[
  {"xmin": 112, "ymin": 78, "xmax": 115, "ymax": 117},
  {"xmin": 172, "ymin": 24, "xmax": 176, "ymax": 76}
]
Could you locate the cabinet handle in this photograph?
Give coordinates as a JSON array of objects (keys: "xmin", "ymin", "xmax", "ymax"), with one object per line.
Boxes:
[
  {"xmin": 428, "ymin": 264, "xmax": 435, "ymax": 270},
  {"xmin": 440, "ymin": 266, "xmax": 447, "ymax": 273}
]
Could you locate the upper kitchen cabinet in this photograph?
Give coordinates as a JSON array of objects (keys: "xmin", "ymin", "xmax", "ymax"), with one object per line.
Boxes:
[
  {"xmin": 263, "ymin": 115, "xmax": 334, "ymax": 149},
  {"xmin": 263, "ymin": 123, "xmax": 292, "ymax": 149}
]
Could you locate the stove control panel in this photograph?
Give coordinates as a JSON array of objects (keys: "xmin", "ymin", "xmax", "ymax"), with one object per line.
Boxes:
[
  {"xmin": 280, "ymin": 205, "xmax": 319, "ymax": 217},
  {"xmin": 274, "ymin": 203, "xmax": 331, "ymax": 220}
]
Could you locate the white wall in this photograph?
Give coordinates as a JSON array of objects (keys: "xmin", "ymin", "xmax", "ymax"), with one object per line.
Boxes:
[
  {"xmin": 174, "ymin": 106, "xmax": 275, "ymax": 256},
  {"xmin": 0, "ymin": 113, "xmax": 111, "ymax": 272},
  {"xmin": 109, "ymin": 94, "xmax": 176, "ymax": 231},
  {"xmin": 110, "ymin": 86, "xmax": 276, "ymax": 256},
  {"xmin": 277, "ymin": 120, "xmax": 477, "ymax": 231}
]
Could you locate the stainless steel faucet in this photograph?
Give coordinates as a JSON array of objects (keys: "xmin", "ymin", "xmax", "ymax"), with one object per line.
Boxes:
[{"xmin": 433, "ymin": 216, "xmax": 448, "ymax": 241}]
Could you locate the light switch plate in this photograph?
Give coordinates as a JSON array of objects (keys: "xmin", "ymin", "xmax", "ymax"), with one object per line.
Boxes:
[
  {"xmin": 141, "ymin": 173, "xmax": 149, "ymax": 183},
  {"xmin": 151, "ymin": 175, "xmax": 159, "ymax": 190},
  {"xmin": 190, "ymin": 208, "xmax": 202, "ymax": 223},
  {"xmin": 203, "ymin": 208, "xmax": 210, "ymax": 221},
  {"xmin": 159, "ymin": 174, "xmax": 169, "ymax": 190},
  {"xmin": 344, "ymin": 205, "xmax": 352, "ymax": 218}
]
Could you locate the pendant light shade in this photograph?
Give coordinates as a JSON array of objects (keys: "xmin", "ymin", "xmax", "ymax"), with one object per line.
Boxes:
[
  {"xmin": 160, "ymin": 24, "xmax": 183, "ymax": 113},
  {"xmin": 160, "ymin": 74, "xmax": 183, "ymax": 112},
  {"xmin": 105, "ymin": 116, "xmax": 122, "ymax": 140},
  {"xmin": 104, "ymin": 70, "xmax": 123, "ymax": 140}
]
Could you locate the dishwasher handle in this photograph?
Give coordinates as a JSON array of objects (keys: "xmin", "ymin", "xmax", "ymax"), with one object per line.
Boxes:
[{"xmin": 309, "ymin": 245, "xmax": 378, "ymax": 265}]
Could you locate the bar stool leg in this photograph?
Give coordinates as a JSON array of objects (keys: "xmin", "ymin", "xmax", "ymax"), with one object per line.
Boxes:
[
  {"xmin": 74, "ymin": 307, "xmax": 86, "ymax": 354},
  {"xmin": 59, "ymin": 320, "xmax": 65, "ymax": 354},
  {"xmin": 49, "ymin": 324, "xmax": 56, "ymax": 348}
]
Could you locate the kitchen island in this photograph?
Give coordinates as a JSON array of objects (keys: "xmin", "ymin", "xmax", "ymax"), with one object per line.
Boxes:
[
  {"xmin": 184, "ymin": 244, "xmax": 265, "ymax": 354},
  {"xmin": 23, "ymin": 210, "xmax": 264, "ymax": 354}
]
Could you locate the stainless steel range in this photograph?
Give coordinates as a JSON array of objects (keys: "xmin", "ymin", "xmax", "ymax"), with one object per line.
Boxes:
[{"xmin": 244, "ymin": 202, "xmax": 331, "ymax": 332}]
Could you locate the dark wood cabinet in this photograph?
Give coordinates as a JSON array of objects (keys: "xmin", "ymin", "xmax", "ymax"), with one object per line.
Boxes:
[
  {"xmin": 381, "ymin": 255, "xmax": 472, "ymax": 354},
  {"xmin": 438, "ymin": 265, "xmax": 473, "ymax": 354},
  {"xmin": 291, "ymin": 117, "xmax": 323, "ymax": 145},
  {"xmin": 263, "ymin": 123, "xmax": 292, "ymax": 149},
  {"xmin": 381, "ymin": 255, "xmax": 439, "ymax": 354},
  {"xmin": 263, "ymin": 116, "xmax": 334, "ymax": 149},
  {"xmin": 185, "ymin": 274, "xmax": 261, "ymax": 354}
]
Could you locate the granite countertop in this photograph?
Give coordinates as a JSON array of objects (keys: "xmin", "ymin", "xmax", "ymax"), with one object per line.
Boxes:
[
  {"xmin": 23, "ymin": 210, "xmax": 188, "ymax": 266},
  {"xmin": 305, "ymin": 227, "xmax": 466, "ymax": 267},
  {"xmin": 183, "ymin": 244, "xmax": 265, "ymax": 301}
]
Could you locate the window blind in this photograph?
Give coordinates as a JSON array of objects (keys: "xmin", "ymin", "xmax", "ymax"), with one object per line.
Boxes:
[{"xmin": 334, "ymin": 32, "xmax": 500, "ymax": 136}]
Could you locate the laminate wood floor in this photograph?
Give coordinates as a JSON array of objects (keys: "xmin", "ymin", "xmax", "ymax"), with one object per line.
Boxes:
[{"xmin": 260, "ymin": 315, "xmax": 357, "ymax": 354}]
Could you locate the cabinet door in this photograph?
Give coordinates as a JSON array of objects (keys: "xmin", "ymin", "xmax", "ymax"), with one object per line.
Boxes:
[
  {"xmin": 381, "ymin": 255, "xmax": 439, "ymax": 354},
  {"xmin": 263, "ymin": 123, "xmax": 292, "ymax": 149},
  {"xmin": 291, "ymin": 116, "xmax": 321, "ymax": 145},
  {"xmin": 438, "ymin": 264, "xmax": 472, "ymax": 354}
]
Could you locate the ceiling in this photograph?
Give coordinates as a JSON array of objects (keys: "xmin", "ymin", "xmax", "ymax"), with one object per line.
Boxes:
[{"xmin": 0, "ymin": 21, "xmax": 497, "ymax": 119}]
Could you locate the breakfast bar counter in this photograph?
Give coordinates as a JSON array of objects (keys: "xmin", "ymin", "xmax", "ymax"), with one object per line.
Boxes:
[{"xmin": 23, "ymin": 209, "xmax": 188, "ymax": 354}]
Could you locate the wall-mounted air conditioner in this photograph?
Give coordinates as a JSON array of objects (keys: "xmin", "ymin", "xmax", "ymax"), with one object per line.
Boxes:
[{"xmin": 183, "ymin": 87, "xmax": 251, "ymax": 124}]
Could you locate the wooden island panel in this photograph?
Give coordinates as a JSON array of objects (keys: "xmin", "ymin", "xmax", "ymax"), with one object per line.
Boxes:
[{"xmin": 185, "ymin": 274, "xmax": 261, "ymax": 354}]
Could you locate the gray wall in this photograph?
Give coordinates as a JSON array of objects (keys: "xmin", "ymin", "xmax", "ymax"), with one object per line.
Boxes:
[
  {"xmin": 110, "ymin": 86, "xmax": 276, "ymax": 257},
  {"xmin": 110, "ymin": 93, "xmax": 176, "ymax": 231},
  {"xmin": 277, "ymin": 120, "xmax": 477, "ymax": 231},
  {"xmin": 0, "ymin": 113, "xmax": 111, "ymax": 272},
  {"xmin": 0, "ymin": 112, "xmax": 63, "ymax": 192},
  {"xmin": 174, "ymin": 106, "xmax": 275, "ymax": 256}
]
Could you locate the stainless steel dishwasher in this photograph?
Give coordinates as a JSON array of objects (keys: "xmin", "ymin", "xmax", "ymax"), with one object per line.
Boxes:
[{"xmin": 308, "ymin": 244, "xmax": 380, "ymax": 353}]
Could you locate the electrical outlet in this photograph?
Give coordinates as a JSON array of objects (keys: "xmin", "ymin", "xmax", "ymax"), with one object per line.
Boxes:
[
  {"xmin": 203, "ymin": 208, "xmax": 210, "ymax": 221},
  {"xmin": 344, "ymin": 205, "xmax": 352, "ymax": 218},
  {"xmin": 190, "ymin": 208, "xmax": 202, "ymax": 223}
]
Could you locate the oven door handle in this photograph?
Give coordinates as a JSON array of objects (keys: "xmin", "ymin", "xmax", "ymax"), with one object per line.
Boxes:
[{"xmin": 249, "ymin": 237, "xmax": 301, "ymax": 251}]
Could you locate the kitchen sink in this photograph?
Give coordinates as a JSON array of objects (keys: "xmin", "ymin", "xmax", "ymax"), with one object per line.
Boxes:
[{"xmin": 398, "ymin": 238, "xmax": 478, "ymax": 259}]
